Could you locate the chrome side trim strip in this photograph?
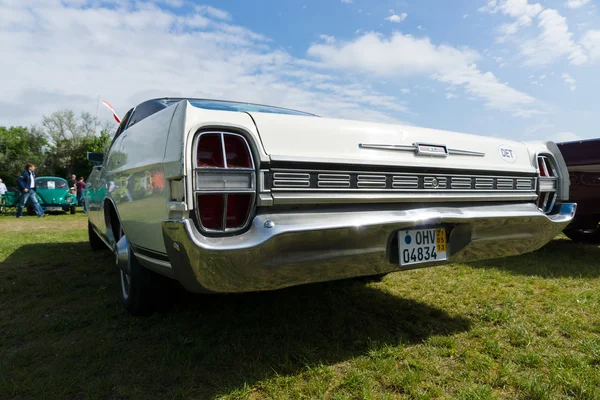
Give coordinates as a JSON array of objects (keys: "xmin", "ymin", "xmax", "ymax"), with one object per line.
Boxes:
[
  {"xmin": 357, "ymin": 181, "xmax": 387, "ymax": 188},
  {"xmin": 357, "ymin": 175, "xmax": 386, "ymax": 181},
  {"xmin": 136, "ymin": 253, "xmax": 173, "ymax": 269},
  {"xmin": 273, "ymin": 180, "xmax": 310, "ymax": 188},
  {"xmin": 447, "ymin": 148, "xmax": 486, "ymax": 157},
  {"xmin": 318, "ymin": 181, "xmax": 351, "ymax": 188},
  {"xmin": 318, "ymin": 174, "xmax": 350, "ymax": 181},
  {"xmin": 273, "ymin": 172, "xmax": 310, "ymax": 180},
  {"xmin": 358, "ymin": 143, "xmax": 416, "ymax": 152}
]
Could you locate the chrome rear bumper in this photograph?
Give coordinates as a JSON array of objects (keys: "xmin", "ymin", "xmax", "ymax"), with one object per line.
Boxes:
[{"xmin": 162, "ymin": 203, "xmax": 576, "ymax": 293}]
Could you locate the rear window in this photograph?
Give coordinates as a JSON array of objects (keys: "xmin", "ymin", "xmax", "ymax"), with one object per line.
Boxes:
[
  {"xmin": 166, "ymin": 99, "xmax": 315, "ymax": 117},
  {"xmin": 36, "ymin": 179, "xmax": 67, "ymax": 189}
]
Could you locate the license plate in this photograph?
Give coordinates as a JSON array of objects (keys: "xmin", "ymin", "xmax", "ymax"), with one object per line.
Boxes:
[
  {"xmin": 398, "ymin": 228, "xmax": 447, "ymax": 266},
  {"xmin": 45, "ymin": 207, "xmax": 63, "ymax": 211}
]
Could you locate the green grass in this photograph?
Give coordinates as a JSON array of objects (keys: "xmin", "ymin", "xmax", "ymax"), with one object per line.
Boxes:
[{"xmin": 1, "ymin": 213, "xmax": 599, "ymax": 399}]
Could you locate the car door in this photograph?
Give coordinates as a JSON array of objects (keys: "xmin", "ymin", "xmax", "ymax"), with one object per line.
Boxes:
[{"xmin": 88, "ymin": 108, "xmax": 134, "ymax": 234}]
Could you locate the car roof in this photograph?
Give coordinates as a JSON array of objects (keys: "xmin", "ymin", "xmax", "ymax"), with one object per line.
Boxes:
[
  {"xmin": 36, "ymin": 176, "xmax": 67, "ymax": 181},
  {"xmin": 144, "ymin": 97, "xmax": 316, "ymax": 116}
]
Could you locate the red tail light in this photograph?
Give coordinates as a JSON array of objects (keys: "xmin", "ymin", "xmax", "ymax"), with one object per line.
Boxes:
[
  {"xmin": 538, "ymin": 158, "xmax": 547, "ymax": 177},
  {"xmin": 194, "ymin": 132, "xmax": 255, "ymax": 234},
  {"xmin": 197, "ymin": 133, "xmax": 224, "ymax": 168},
  {"xmin": 537, "ymin": 156, "xmax": 555, "ymax": 177},
  {"xmin": 198, "ymin": 194, "xmax": 225, "ymax": 230},
  {"xmin": 225, "ymin": 193, "xmax": 253, "ymax": 228},
  {"xmin": 224, "ymin": 134, "xmax": 253, "ymax": 168}
]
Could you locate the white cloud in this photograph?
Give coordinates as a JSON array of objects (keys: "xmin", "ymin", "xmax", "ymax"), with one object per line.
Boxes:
[
  {"xmin": 417, "ymin": 25, "xmax": 424, "ymax": 30},
  {"xmin": 319, "ymin": 34, "xmax": 335, "ymax": 44},
  {"xmin": 195, "ymin": 5, "xmax": 231, "ymax": 21},
  {"xmin": 400, "ymin": 88, "xmax": 411, "ymax": 94},
  {"xmin": 553, "ymin": 131, "xmax": 582, "ymax": 142},
  {"xmin": 385, "ymin": 11, "xmax": 407, "ymax": 23},
  {"xmin": 157, "ymin": 0, "xmax": 185, "ymax": 7},
  {"xmin": 479, "ymin": 0, "xmax": 543, "ymax": 33},
  {"xmin": 341, "ymin": 0, "xmax": 352, "ymax": 3},
  {"xmin": 0, "ymin": 0, "xmax": 409, "ymax": 127},
  {"xmin": 581, "ymin": 29, "xmax": 600, "ymax": 62},
  {"xmin": 463, "ymin": 14, "xmax": 469, "ymax": 19},
  {"xmin": 566, "ymin": 0, "xmax": 590, "ymax": 9},
  {"xmin": 520, "ymin": 9, "xmax": 587, "ymax": 66},
  {"xmin": 481, "ymin": 1, "xmax": 590, "ymax": 66},
  {"xmin": 562, "ymin": 73, "xmax": 577, "ymax": 91},
  {"xmin": 446, "ymin": 93, "xmax": 457, "ymax": 99},
  {"xmin": 307, "ymin": 32, "xmax": 538, "ymax": 116}
]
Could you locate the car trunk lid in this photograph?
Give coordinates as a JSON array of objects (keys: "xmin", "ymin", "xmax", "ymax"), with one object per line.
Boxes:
[{"xmin": 248, "ymin": 112, "xmax": 535, "ymax": 174}]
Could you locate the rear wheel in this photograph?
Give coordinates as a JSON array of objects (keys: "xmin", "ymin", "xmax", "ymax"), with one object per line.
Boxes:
[
  {"xmin": 115, "ymin": 226, "xmax": 162, "ymax": 316},
  {"xmin": 563, "ymin": 216, "xmax": 600, "ymax": 244},
  {"xmin": 563, "ymin": 226, "xmax": 600, "ymax": 244}
]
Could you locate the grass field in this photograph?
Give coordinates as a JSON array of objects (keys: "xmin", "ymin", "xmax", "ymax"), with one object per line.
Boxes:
[{"xmin": 1, "ymin": 212, "xmax": 599, "ymax": 400}]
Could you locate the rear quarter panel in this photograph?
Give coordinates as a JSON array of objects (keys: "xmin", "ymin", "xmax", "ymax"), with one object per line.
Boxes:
[
  {"xmin": 162, "ymin": 101, "xmax": 268, "ymax": 212},
  {"xmin": 110, "ymin": 104, "xmax": 178, "ymax": 254}
]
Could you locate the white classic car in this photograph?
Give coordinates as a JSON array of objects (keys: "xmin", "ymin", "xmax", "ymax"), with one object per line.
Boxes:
[{"xmin": 85, "ymin": 98, "xmax": 576, "ymax": 315}]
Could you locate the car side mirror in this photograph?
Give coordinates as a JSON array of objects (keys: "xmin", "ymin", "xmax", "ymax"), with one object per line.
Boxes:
[{"xmin": 87, "ymin": 152, "xmax": 104, "ymax": 164}]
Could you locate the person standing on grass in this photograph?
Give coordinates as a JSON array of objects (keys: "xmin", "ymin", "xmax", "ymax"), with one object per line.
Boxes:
[
  {"xmin": 0, "ymin": 178, "xmax": 7, "ymax": 212},
  {"xmin": 16, "ymin": 163, "xmax": 45, "ymax": 218},
  {"xmin": 67, "ymin": 173, "xmax": 77, "ymax": 195},
  {"xmin": 76, "ymin": 176, "xmax": 86, "ymax": 206}
]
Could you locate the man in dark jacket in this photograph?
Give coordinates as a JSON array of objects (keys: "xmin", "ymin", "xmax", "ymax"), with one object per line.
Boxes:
[
  {"xmin": 16, "ymin": 163, "xmax": 45, "ymax": 218},
  {"xmin": 67, "ymin": 174, "xmax": 77, "ymax": 195}
]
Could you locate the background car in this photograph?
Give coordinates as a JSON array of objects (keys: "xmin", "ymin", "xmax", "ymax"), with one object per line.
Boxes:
[
  {"xmin": 557, "ymin": 139, "xmax": 600, "ymax": 243},
  {"xmin": 30, "ymin": 177, "xmax": 77, "ymax": 215}
]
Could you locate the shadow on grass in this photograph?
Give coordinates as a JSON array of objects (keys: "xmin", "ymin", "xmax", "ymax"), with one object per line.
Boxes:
[
  {"xmin": 468, "ymin": 238, "xmax": 600, "ymax": 278},
  {"xmin": 1, "ymin": 241, "xmax": 471, "ymax": 399}
]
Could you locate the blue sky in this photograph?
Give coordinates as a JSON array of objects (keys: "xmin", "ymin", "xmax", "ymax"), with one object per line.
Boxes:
[{"xmin": 1, "ymin": 0, "xmax": 600, "ymax": 142}]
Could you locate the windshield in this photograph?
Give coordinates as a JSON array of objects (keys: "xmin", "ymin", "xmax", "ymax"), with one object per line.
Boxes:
[
  {"xmin": 36, "ymin": 179, "xmax": 67, "ymax": 190},
  {"xmin": 164, "ymin": 99, "xmax": 316, "ymax": 117}
]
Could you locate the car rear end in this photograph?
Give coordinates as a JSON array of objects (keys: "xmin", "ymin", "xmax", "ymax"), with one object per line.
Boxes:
[{"xmin": 161, "ymin": 101, "xmax": 575, "ymax": 293}]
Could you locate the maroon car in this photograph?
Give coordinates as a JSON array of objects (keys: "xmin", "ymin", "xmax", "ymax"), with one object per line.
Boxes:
[{"xmin": 558, "ymin": 139, "xmax": 600, "ymax": 243}]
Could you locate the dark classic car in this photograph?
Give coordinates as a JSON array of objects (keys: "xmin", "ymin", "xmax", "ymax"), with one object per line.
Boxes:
[{"xmin": 557, "ymin": 139, "xmax": 600, "ymax": 243}]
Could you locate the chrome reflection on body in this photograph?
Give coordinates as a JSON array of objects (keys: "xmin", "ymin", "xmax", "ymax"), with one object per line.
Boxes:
[
  {"xmin": 162, "ymin": 202, "xmax": 575, "ymax": 294},
  {"xmin": 359, "ymin": 143, "xmax": 485, "ymax": 157}
]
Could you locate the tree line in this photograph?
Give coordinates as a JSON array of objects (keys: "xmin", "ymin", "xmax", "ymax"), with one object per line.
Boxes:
[{"xmin": 0, "ymin": 110, "xmax": 114, "ymax": 187}]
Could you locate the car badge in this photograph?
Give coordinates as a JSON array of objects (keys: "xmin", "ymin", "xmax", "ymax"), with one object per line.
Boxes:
[
  {"xmin": 358, "ymin": 143, "xmax": 485, "ymax": 157},
  {"xmin": 499, "ymin": 144, "xmax": 517, "ymax": 163}
]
